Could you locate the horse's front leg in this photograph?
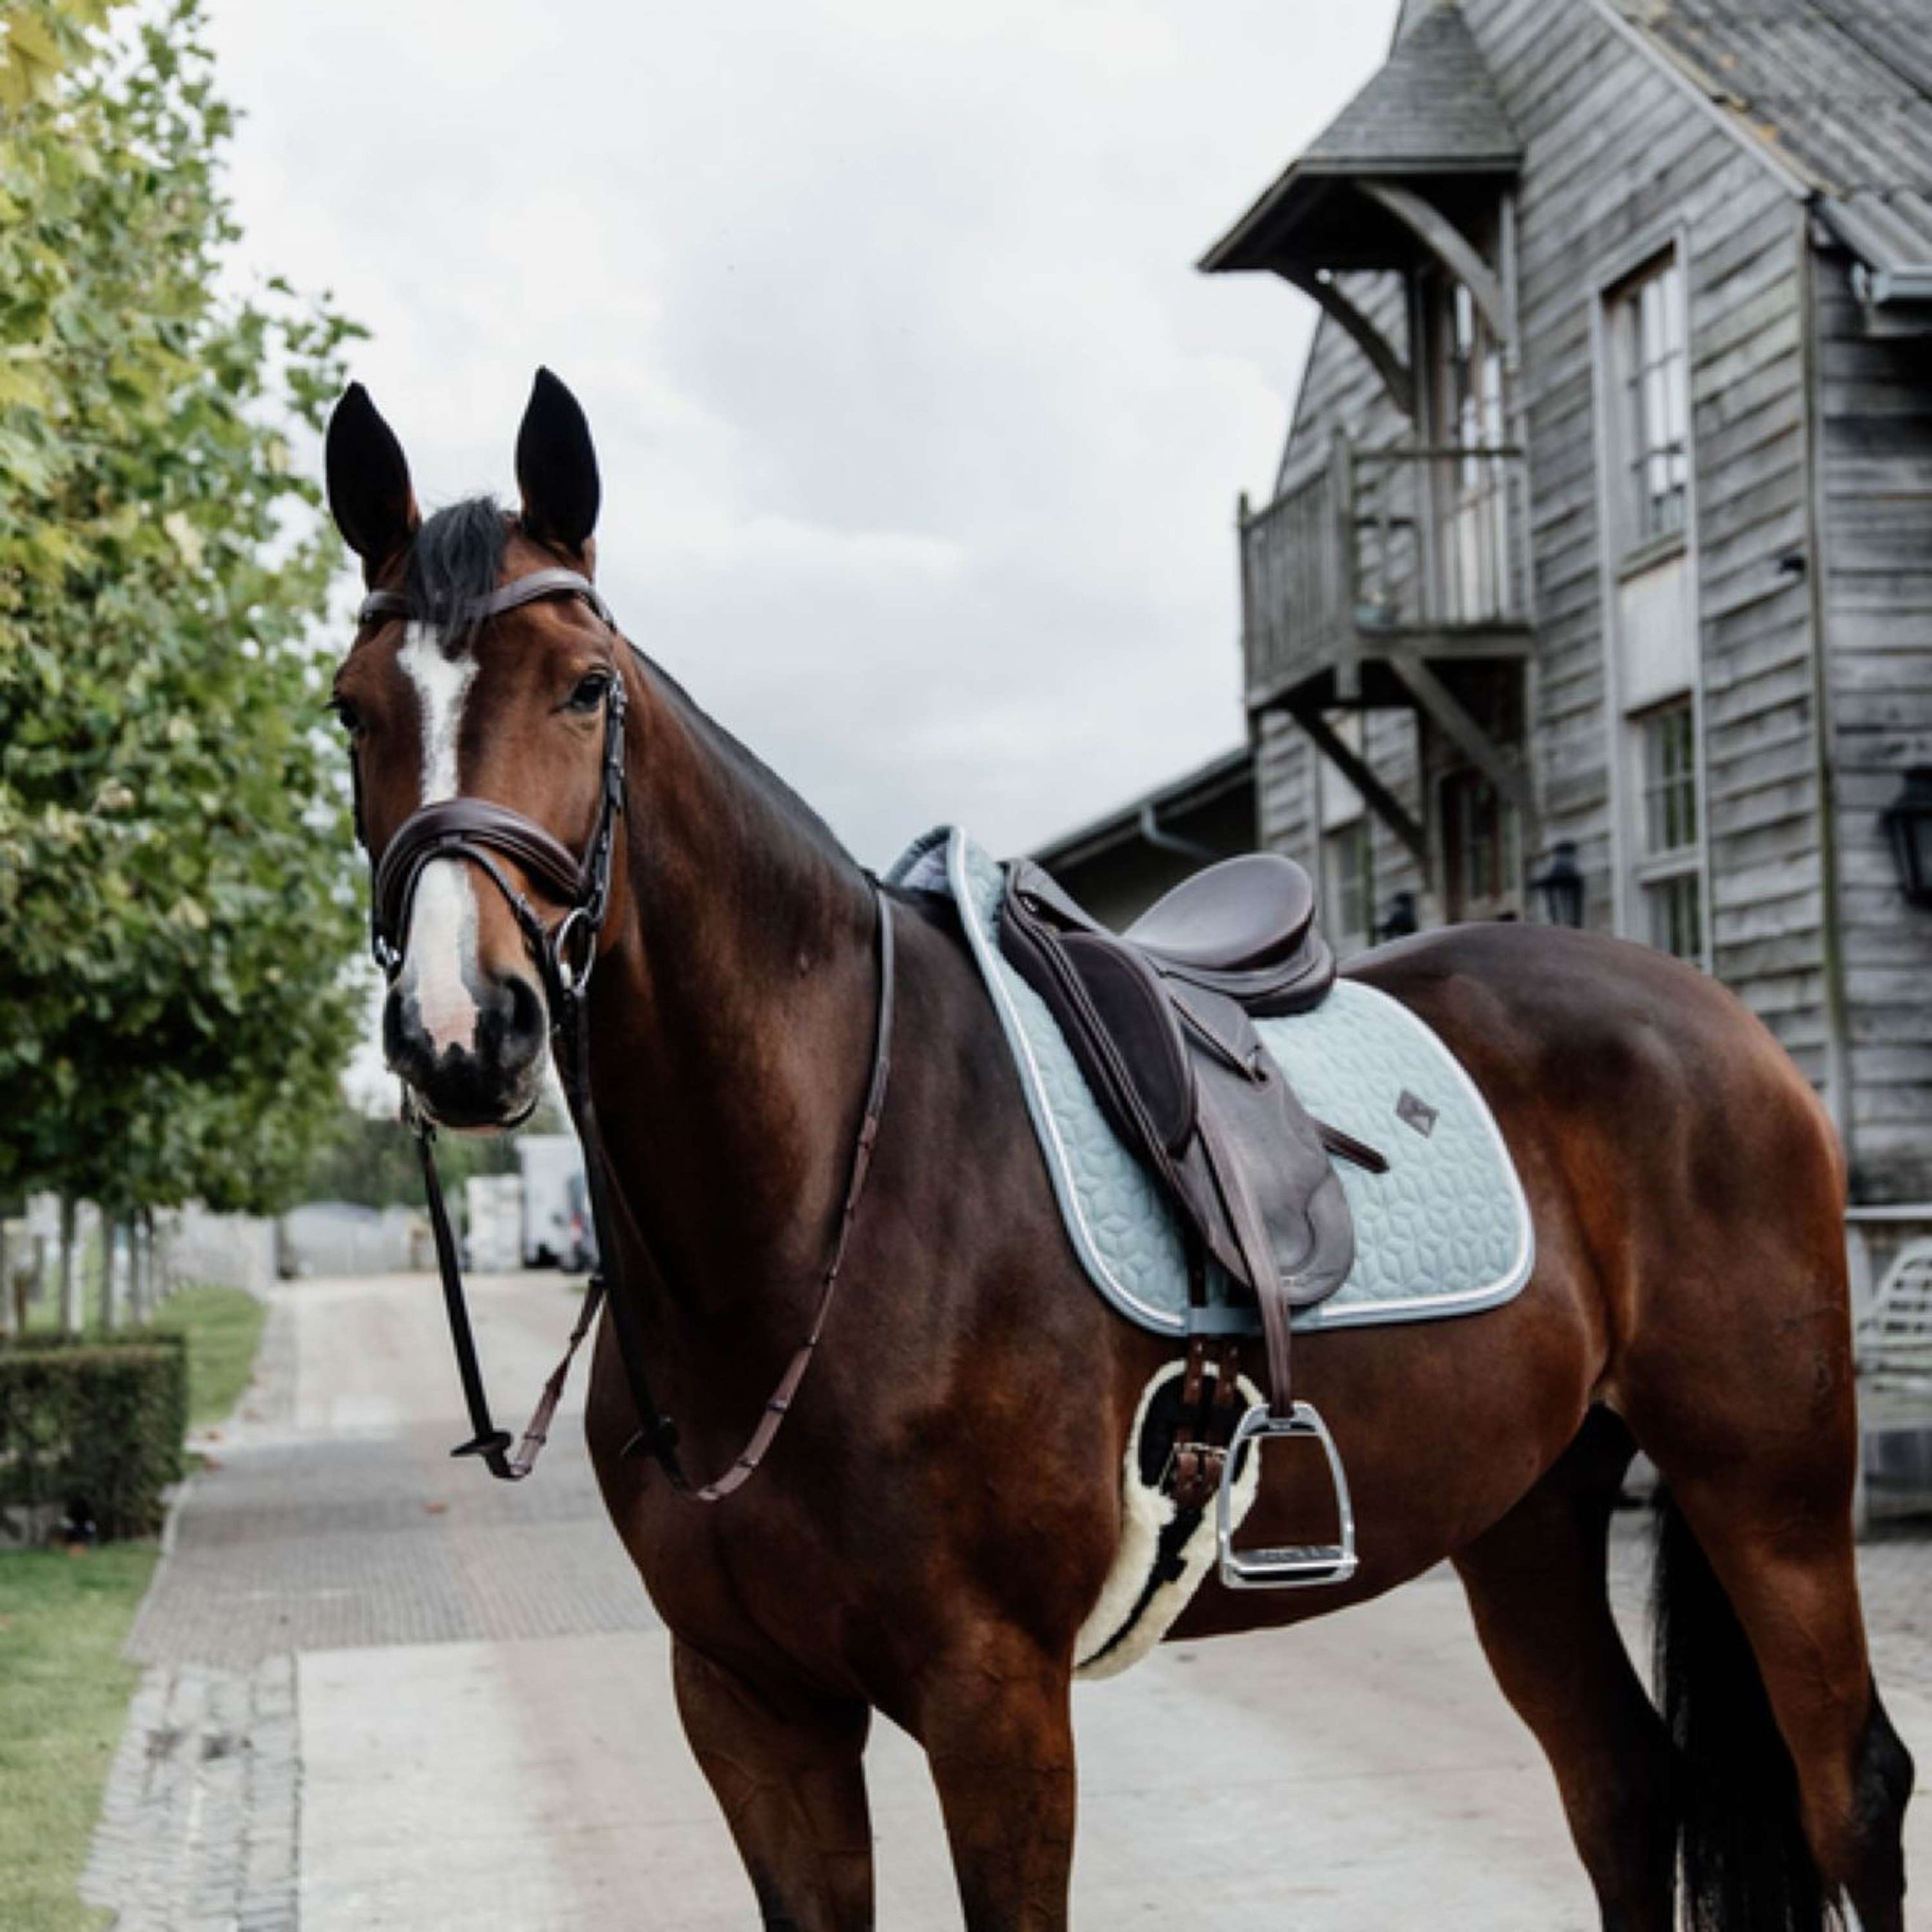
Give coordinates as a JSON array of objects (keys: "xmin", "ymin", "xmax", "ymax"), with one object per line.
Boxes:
[
  {"xmin": 672, "ymin": 1639, "xmax": 875, "ymax": 1931},
  {"xmin": 916, "ymin": 1629, "xmax": 1078, "ymax": 1931}
]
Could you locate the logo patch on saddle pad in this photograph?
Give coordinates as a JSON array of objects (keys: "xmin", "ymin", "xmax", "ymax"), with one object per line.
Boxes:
[{"xmin": 1396, "ymin": 1089, "xmax": 1439, "ymax": 1138}]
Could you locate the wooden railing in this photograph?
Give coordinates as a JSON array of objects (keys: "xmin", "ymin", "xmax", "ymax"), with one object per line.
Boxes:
[{"xmin": 1240, "ymin": 435, "xmax": 1530, "ymax": 706}]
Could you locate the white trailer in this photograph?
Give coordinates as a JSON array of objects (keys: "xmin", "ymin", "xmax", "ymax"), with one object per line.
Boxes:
[
  {"xmin": 517, "ymin": 1134, "xmax": 591, "ymax": 1270},
  {"xmin": 464, "ymin": 1174, "xmax": 525, "ymax": 1275}
]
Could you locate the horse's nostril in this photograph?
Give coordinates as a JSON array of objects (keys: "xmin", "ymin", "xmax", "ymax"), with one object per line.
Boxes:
[
  {"xmin": 503, "ymin": 972, "xmax": 544, "ymax": 1046},
  {"xmin": 476, "ymin": 971, "xmax": 544, "ymax": 1066}
]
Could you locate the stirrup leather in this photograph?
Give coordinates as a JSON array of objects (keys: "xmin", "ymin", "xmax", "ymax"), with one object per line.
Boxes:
[{"xmin": 1216, "ymin": 1400, "xmax": 1359, "ymax": 1590}]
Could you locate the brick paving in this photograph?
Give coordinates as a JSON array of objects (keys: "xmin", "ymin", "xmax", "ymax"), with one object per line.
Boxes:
[
  {"xmin": 125, "ymin": 1427, "xmax": 651, "ymax": 1668},
  {"xmin": 86, "ymin": 1275, "xmax": 651, "ymax": 1931},
  {"xmin": 81, "ymin": 1272, "xmax": 1932, "ymax": 1929},
  {"xmin": 81, "ymin": 1658, "xmax": 298, "ymax": 1932}
]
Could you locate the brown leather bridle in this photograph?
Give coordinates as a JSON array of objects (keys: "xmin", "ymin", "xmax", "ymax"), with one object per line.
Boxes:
[{"xmin": 351, "ymin": 564, "xmax": 896, "ymax": 1495}]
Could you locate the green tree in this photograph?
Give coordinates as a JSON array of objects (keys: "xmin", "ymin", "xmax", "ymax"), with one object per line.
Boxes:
[
  {"xmin": 299, "ymin": 1101, "xmax": 532, "ymax": 1215},
  {"xmin": 0, "ymin": 0, "xmax": 367, "ymax": 1223}
]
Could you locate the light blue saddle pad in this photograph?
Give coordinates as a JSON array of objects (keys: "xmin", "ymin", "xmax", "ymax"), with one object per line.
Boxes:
[{"xmin": 888, "ymin": 827, "xmax": 1535, "ymax": 1338}]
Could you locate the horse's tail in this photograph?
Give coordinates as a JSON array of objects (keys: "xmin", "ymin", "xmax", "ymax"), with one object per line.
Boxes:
[{"xmin": 1652, "ymin": 1486, "xmax": 1834, "ymax": 1930}]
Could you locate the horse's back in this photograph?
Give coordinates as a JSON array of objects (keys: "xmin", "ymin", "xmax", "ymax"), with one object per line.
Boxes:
[{"xmin": 1347, "ymin": 920, "xmax": 1838, "ymax": 1183}]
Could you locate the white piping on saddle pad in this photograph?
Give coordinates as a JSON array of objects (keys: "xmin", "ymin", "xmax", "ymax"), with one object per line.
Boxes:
[{"xmin": 1073, "ymin": 1361, "xmax": 1264, "ymax": 1681}]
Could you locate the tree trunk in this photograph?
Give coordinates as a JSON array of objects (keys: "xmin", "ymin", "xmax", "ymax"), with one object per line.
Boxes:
[
  {"xmin": 129, "ymin": 1214, "xmax": 147, "ymax": 1325},
  {"xmin": 58, "ymin": 1196, "xmax": 80, "ymax": 1334},
  {"xmin": 100, "ymin": 1218, "xmax": 123, "ymax": 1333},
  {"xmin": 0, "ymin": 1217, "xmax": 11, "ymax": 1341}
]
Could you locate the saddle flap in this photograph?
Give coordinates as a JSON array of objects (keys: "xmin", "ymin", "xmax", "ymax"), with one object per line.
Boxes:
[
  {"xmin": 1058, "ymin": 933, "xmax": 1196, "ymax": 1153},
  {"xmin": 1000, "ymin": 866, "xmax": 1196, "ymax": 1158}
]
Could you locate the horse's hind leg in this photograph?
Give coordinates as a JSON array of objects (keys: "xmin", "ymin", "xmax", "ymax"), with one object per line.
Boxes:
[
  {"xmin": 672, "ymin": 1640, "xmax": 875, "ymax": 1931},
  {"xmin": 1625, "ymin": 1231, "xmax": 1912, "ymax": 1928},
  {"xmin": 1649, "ymin": 1454, "xmax": 1912, "ymax": 1930},
  {"xmin": 1453, "ymin": 1407, "xmax": 1676, "ymax": 1931}
]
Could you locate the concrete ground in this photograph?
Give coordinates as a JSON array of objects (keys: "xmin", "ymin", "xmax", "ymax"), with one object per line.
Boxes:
[{"xmin": 84, "ymin": 1272, "xmax": 1932, "ymax": 1930}]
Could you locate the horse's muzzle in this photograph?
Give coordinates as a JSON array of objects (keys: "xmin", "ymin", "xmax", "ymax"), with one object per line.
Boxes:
[{"xmin": 383, "ymin": 968, "xmax": 548, "ymax": 1131}]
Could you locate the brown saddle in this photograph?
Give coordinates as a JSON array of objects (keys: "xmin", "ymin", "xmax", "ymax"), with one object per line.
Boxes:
[
  {"xmin": 1000, "ymin": 850, "xmax": 1363, "ymax": 1325},
  {"xmin": 999, "ymin": 851, "xmax": 1376, "ymax": 1590}
]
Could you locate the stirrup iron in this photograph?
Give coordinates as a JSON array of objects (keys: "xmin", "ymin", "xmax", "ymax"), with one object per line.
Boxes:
[{"xmin": 1217, "ymin": 1400, "xmax": 1358, "ymax": 1590}]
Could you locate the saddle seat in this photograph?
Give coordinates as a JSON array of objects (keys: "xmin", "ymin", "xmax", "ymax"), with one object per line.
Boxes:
[{"xmin": 1123, "ymin": 853, "xmax": 1330, "ymax": 1014}]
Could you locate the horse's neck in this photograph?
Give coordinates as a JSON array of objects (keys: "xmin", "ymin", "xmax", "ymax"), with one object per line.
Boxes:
[{"xmin": 588, "ymin": 677, "xmax": 878, "ymax": 1328}]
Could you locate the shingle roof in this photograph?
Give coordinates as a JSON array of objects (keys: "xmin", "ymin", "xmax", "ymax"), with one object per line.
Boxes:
[
  {"xmin": 1200, "ymin": 5, "xmax": 1519, "ymax": 274},
  {"xmin": 1300, "ymin": 4, "xmax": 1523, "ymax": 173},
  {"xmin": 1616, "ymin": 0, "xmax": 1932, "ymax": 278}
]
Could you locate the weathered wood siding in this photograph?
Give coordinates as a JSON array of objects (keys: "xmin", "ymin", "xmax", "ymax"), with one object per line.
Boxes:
[
  {"xmin": 1815, "ymin": 243, "xmax": 1932, "ymax": 1201},
  {"xmin": 1251, "ymin": 0, "xmax": 1832, "ymax": 1085}
]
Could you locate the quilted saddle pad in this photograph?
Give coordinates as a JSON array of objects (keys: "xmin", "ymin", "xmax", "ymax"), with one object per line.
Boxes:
[{"xmin": 888, "ymin": 826, "xmax": 1535, "ymax": 1336}]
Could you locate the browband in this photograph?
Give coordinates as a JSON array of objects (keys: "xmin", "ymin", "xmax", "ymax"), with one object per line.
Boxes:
[{"xmin": 359, "ymin": 564, "xmax": 614, "ymax": 634}]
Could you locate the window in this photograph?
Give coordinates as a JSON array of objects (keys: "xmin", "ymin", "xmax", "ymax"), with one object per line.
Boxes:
[
  {"xmin": 1609, "ymin": 255, "xmax": 1688, "ymax": 550},
  {"xmin": 1444, "ymin": 282, "xmax": 1508, "ymax": 458},
  {"xmin": 1632, "ymin": 697, "xmax": 1704, "ymax": 961},
  {"xmin": 1600, "ymin": 246, "xmax": 1704, "ymax": 959},
  {"xmin": 1440, "ymin": 768, "xmax": 1518, "ymax": 921},
  {"xmin": 1323, "ymin": 819, "xmax": 1373, "ymax": 952},
  {"xmin": 1317, "ymin": 712, "xmax": 1373, "ymax": 953},
  {"xmin": 1434, "ymin": 279, "xmax": 1512, "ymax": 623}
]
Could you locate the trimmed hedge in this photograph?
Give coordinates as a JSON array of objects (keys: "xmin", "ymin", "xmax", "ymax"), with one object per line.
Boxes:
[{"xmin": 0, "ymin": 1338, "xmax": 188, "ymax": 1540}]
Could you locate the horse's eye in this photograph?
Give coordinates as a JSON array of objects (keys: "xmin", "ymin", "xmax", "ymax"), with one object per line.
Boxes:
[
  {"xmin": 329, "ymin": 698, "xmax": 364, "ymax": 738},
  {"xmin": 564, "ymin": 673, "xmax": 610, "ymax": 715}
]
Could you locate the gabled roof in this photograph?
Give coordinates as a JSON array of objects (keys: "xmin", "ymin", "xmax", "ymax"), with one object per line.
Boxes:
[
  {"xmin": 1201, "ymin": 5, "xmax": 1520, "ymax": 274},
  {"xmin": 1614, "ymin": 0, "xmax": 1932, "ymax": 285},
  {"xmin": 1300, "ymin": 4, "xmax": 1523, "ymax": 173}
]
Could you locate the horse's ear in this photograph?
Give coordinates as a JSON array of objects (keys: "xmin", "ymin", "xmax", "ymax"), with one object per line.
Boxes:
[
  {"xmin": 515, "ymin": 367, "xmax": 601, "ymax": 553},
  {"xmin": 326, "ymin": 383, "xmax": 419, "ymax": 584}
]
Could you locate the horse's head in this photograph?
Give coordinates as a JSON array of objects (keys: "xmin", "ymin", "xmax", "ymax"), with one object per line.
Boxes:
[{"xmin": 326, "ymin": 370, "xmax": 625, "ymax": 1133}]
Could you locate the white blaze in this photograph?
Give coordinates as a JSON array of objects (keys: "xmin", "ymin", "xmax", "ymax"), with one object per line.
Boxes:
[{"xmin": 398, "ymin": 623, "xmax": 482, "ymax": 1054}]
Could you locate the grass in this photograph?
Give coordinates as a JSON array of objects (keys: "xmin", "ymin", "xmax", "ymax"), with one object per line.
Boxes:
[
  {"xmin": 149, "ymin": 1283, "xmax": 267, "ymax": 1431},
  {"xmin": 0, "ymin": 1280, "xmax": 266, "ymax": 1925},
  {"xmin": 0, "ymin": 1543, "xmax": 158, "ymax": 1932}
]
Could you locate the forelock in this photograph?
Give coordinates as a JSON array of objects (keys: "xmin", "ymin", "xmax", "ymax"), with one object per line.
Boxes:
[{"xmin": 402, "ymin": 496, "xmax": 509, "ymax": 652}]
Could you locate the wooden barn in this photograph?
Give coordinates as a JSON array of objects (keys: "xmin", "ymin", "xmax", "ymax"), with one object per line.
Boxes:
[{"xmin": 1197, "ymin": 0, "xmax": 1932, "ymax": 1220}]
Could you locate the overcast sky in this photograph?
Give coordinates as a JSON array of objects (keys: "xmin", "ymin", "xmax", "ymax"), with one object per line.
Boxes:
[{"xmin": 206, "ymin": 0, "xmax": 1393, "ymax": 866}]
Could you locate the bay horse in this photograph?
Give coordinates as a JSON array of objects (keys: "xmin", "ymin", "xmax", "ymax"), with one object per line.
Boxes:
[{"xmin": 323, "ymin": 370, "xmax": 1911, "ymax": 1931}]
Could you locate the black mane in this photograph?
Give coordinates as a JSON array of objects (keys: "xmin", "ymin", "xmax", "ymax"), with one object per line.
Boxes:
[{"xmin": 404, "ymin": 495, "xmax": 508, "ymax": 645}]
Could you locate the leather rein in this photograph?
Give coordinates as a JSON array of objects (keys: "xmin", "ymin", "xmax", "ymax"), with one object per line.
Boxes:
[{"xmin": 352, "ymin": 565, "xmax": 896, "ymax": 1497}]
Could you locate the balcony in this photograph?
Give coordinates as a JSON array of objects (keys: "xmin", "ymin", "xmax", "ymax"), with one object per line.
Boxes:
[{"xmin": 1240, "ymin": 437, "xmax": 1532, "ymax": 714}]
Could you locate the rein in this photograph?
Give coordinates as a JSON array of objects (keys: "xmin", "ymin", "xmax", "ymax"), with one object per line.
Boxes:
[{"xmin": 353, "ymin": 566, "xmax": 896, "ymax": 1496}]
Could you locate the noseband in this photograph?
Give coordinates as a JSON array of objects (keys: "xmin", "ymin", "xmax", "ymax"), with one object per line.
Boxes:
[{"xmin": 351, "ymin": 565, "xmax": 895, "ymax": 1495}]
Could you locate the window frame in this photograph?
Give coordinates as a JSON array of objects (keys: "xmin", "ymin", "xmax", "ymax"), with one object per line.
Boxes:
[
  {"xmin": 1314, "ymin": 711, "xmax": 1375, "ymax": 954},
  {"xmin": 1629, "ymin": 696, "xmax": 1705, "ymax": 964},
  {"xmin": 1608, "ymin": 255, "xmax": 1690, "ymax": 555},
  {"xmin": 1591, "ymin": 221, "xmax": 1711, "ymax": 972},
  {"xmin": 1437, "ymin": 765, "xmax": 1520, "ymax": 924},
  {"xmin": 1322, "ymin": 817, "xmax": 1374, "ymax": 954}
]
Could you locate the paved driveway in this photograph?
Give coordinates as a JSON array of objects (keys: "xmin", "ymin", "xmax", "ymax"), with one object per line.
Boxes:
[{"xmin": 83, "ymin": 1273, "xmax": 1932, "ymax": 1929}]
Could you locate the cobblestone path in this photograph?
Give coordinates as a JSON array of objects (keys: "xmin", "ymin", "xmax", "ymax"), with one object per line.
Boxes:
[
  {"xmin": 80, "ymin": 1272, "xmax": 1932, "ymax": 1930},
  {"xmin": 82, "ymin": 1273, "xmax": 650, "ymax": 1932}
]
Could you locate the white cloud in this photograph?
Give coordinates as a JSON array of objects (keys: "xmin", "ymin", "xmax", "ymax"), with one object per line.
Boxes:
[{"xmin": 208, "ymin": 0, "xmax": 1394, "ymax": 864}]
